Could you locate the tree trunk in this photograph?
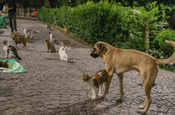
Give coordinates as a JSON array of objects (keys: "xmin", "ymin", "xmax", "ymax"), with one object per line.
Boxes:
[
  {"xmin": 47, "ymin": 0, "xmax": 51, "ymax": 8},
  {"xmin": 145, "ymin": 21, "xmax": 149, "ymax": 51},
  {"xmin": 24, "ymin": 8, "xmax": 26, "ymax": 17}
]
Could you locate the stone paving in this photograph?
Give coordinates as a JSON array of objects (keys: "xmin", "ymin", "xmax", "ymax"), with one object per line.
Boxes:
[{"xmin": 0, "ymin": 19, "xmax": 175, "ymax": 115}]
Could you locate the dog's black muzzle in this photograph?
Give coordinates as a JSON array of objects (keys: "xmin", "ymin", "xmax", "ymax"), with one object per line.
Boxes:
[{"xmin": 90, "ymin": 52, "xmax": 99, "ymax": 58}]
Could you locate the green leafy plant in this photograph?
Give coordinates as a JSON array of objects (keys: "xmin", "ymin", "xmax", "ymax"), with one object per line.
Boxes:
[
  {"xmin": 153, "ymin": 29, "xmax": 175, "ymax": 57},
  {"xmin": 36, "ymin": 1, "xmax": 175, "ymax": 72},
  {"xmin": 147, "ymin": 48, "xmax": 175, "ymax": 72}
]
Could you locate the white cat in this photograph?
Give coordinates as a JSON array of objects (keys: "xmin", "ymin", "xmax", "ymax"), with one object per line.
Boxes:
[
  {"xmin": 59, "ymin": 45, "xmax": 69, "ymax": 62},
  {"xmin": 23, "ymin": 28, "xmax": 39, "ymax": 38},
  {"xmin": 49, "ymin": 32, "xmax": 56, "ymax": 42}
]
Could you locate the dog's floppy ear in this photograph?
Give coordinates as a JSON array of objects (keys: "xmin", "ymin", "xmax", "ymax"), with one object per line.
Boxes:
[{"xmin": 97, "ymin": 43, "xmax": 108, "ymax": 54}]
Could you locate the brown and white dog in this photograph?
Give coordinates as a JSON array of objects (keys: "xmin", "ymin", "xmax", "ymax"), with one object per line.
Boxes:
[{"xmin": 90, "ymin": 40, "xmax": 175, "ymax": 113}]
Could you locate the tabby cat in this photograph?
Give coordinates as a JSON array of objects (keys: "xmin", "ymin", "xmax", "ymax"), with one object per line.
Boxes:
[
  {"xmin": 11, "ymin": 32, "xmax": 28, "ymax": 47},
  {"xmin": 44, "ymin": 39, "xmax": 56, "ymax": 52},
  {"xmin": 59, "ymin": 39, "xmax": 71, "ymax": 47},
  {"xmin": 82, "ymin": 70, "xmax": 108, "ymax": 99},
  {"xmin": 64, "ymin": 26, "xmax": 68, "ymax": 33}
]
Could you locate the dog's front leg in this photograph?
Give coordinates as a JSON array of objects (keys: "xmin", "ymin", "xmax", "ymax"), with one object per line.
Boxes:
[
  {"xmin": 102, "ymin": 71, "xmax": 113, "ymax": 98},
  {"xmin": 117, "ymin": 73, "xmax": 124, "ymax": 102}
]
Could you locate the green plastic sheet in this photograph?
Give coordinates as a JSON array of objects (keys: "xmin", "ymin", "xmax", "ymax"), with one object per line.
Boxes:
[
  {"xmin": 0, "ymin": 59, "xmax": 27, "ymax": 73},
  {"xmin": 0, "ymin": 15, "xmax": 6, "ymax": 28}
]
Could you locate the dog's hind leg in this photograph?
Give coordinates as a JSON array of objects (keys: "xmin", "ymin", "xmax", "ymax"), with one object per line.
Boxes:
[
  {"xmin": 139, "ymin": 67, "xmax": 158, "ymax": 113},
  {"xmin": 117, "ymin": 73, "xmax": 124, "ymax": 102},
  {"xmin": 139, "ymin": 82, "xmax": 152, "ymax": 113}
]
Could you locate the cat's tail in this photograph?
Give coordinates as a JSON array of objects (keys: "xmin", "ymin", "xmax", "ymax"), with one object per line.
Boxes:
[
  {"xmin": 14, "ymin": 51, "xmax": 22, "ymax": 60},
  {"xmin": 67, "ymin": 60, "xmax": 74, "ymax": 63},
  {"xmin": 95, "ymin": 69, "xmax": 104, "ymax": 74},
  {"xmin": 34, "ymin": 31, "xmax": 39, "ymax": 34},
  {"xmin": 16, "ymin": 54, "xmax": 22, "ymax": 60}
]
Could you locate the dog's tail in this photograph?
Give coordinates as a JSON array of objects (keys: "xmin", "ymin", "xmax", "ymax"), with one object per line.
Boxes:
[{"xmin": 156, "ymin": 40, "xmax": 175, "ymax": 64}]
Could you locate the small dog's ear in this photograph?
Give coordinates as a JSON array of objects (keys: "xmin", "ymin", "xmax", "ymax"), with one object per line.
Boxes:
[{"xmin": 97, "ymin": 43, "xmax": 108, "ymax": 54}]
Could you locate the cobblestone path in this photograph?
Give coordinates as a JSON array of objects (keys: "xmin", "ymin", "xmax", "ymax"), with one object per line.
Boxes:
[{"xmin": 0, "ymin": 19, "xmax": 175, "ymax": 115}]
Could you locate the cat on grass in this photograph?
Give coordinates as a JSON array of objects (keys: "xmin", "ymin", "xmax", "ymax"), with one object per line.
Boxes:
[
  {"xmin": 82, "ymin": 69, "xmax": 109, "ymax": 99},
  {"xmin": 2, "ymin": 40, "xmax": 22, "ymax": 60},
  {"xmin": 64, "ymin": 26, "xmax": 69, "ymax": 33}
]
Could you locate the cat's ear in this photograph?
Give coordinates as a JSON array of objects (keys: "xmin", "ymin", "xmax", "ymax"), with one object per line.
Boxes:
[{"xmin": 83, "ymin": 74, "xmax": 87, "ymax": 76}]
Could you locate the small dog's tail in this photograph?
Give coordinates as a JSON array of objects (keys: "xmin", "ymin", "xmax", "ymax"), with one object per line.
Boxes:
[{"xmin": 156, "ymin": 40, "xmax": 175, "ymax": 64}]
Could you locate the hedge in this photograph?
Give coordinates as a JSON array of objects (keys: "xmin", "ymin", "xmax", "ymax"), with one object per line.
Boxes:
[
  {"xmin": 37, "ymin": 1, "xmax": 175, "ymax": 71},
  {"xmin": 37, "ymin": 1, "xmax": 175, "ymax": 56},
  {"xmin": 37, "ymin": 1, "xmax": 145, "ymax": 51}
]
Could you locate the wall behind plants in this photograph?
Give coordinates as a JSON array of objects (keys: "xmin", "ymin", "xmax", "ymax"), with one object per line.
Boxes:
[{"xmin": 37, "ymin": 1, "xmax": 145, "ymax": 51}]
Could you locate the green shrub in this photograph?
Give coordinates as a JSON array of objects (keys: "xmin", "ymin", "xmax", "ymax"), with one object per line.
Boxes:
[
  {"xmin": 153, "ymin": 29, "xmax": 175, "ymax": 57},
  {"xmin": 37, "ymin": 1, "xmax": 175, "ymax": 72},
  {"xmin": 147, "ymin": 48, "xmax": 175, "ymax": 72},
  {"xmin": 37, "ymin": 1, "xmax": 145, "ymax": 50}
]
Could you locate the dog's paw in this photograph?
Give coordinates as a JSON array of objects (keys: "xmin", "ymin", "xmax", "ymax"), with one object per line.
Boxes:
[
  {"xmin": 98, "ymin": 94, "xmax": 106, "ymax": 98},
  {"xmin": 98, "ymin": 94, "xmax": 104, "ymax": 97},
  {"xmin": 137, "ymin": 109, "xmax": 146, "ymax": 114},
  {"xmin": 116, "ymin": 98, "xmax": 123, "ymax": 103},
  {"xmin": 98, "ymin": 94, "xmax": 106, "ymax": 99},
  {"xmin": 139, "ymin": 104, "xmax": 145, "ymax": 109},
  {"xmin": 91, "ymin": 95, "xmax": 96, "ymax": 100}
]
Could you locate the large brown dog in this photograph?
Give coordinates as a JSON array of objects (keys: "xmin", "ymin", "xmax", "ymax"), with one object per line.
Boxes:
[{"xmin": 90, "ymin": 40, "xmax": 175, "ymax": 114}]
